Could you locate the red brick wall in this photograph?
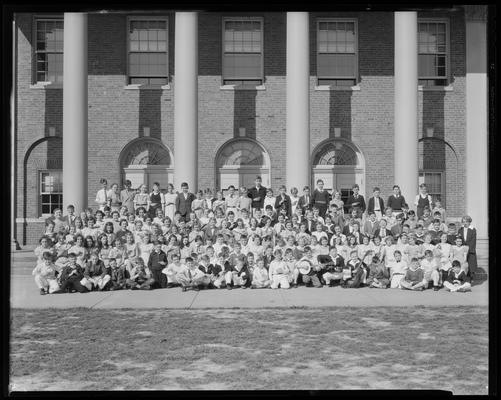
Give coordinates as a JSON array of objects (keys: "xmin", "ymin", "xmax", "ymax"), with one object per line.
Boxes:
[{"xmin": 14, "ymin": 10, "xmax": 467, "ymax": 245}]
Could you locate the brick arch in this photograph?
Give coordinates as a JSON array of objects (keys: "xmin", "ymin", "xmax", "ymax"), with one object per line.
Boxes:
[
  {"xmin": 22, "ymin": 136, "xmax": 63, "ymax": 244},
  {"xmin": 118, "ymin": 137, "xmax": 173, "ymax": 168}
]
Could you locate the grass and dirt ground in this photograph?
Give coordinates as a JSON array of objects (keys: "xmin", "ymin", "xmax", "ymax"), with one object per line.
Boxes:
[{"xmin": 9, "ymin": 306, "xmax": 488, "ymax": 393}]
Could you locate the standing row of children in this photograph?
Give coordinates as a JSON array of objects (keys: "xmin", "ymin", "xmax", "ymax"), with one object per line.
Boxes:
[{"xmin": 32, "ymin": 176, "xmax": 477, "ymax": 294}]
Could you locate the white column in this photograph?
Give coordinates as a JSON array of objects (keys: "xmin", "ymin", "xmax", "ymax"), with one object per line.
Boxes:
[
  {"xmin": 394, "ymin": 12, "xmax": 418, "ymax": 207},
  {"xmin": 63, "ymin": 13, "xmax": 88, "ymax": 212},
  {"xmin": 174, "ymin": 12, "xmax": 198, "ymax": 190},
  {"xmin": 465, "ymin": 7, "xmax": 488, "ymax": 239},
  {"xmin": 286, "ymin": 12, "xmax": 310, "ymax": 191}
]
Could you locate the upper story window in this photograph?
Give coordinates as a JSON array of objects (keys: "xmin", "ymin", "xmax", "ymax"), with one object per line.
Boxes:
[
  {"xmin": 222, "ymin": 17, "xmax": 264, "ymax": 87},
  {"xmin": 317, "ymin": 19, "xmax": 358, "ymax": 87},
  {"xmin": 128, "ymin": 17, "xmax": 168, "ymax": 86},
  {"xmin": 34, "ymin": 18, "xmax": 64, "ymax": 84},
  {"xmin": 418, "ymin": 20, "xmax": 449, "ymax": 87}
]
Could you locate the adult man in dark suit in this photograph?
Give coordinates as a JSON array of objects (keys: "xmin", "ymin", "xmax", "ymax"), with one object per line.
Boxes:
[
  {"xmin": 297, "ymin": 186, "xmax": 313, "ymax": 214},
  {"xmin": 247, "ymin": 176, "xmax": 267, "ymax": 217},
  {"xmin": 457, "ymin": 215, "xmax": 478, "ymax": 281},
  {"xmin": 346, "ymin": 184, "xmax": 366, "ymax": 218},
  {"xmin": 175, "ymin": 182, "xmax": 196, "ymax": 222},
  {"xmin": 274, "ymin": 185, "xmax": 292, "ymax": 219},
  {"xmin": 367, "ymin": 187, "xmax": 385, "ymax": 220},
  {"xmin": 120, "ymin": 180, "xmax": 136, "ymax": 214}
]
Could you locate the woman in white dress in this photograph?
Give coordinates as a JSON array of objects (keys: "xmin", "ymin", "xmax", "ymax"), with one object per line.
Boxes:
[{"xmin": 163, "ymin": 183, "xmax": 178, "ymax": 222}]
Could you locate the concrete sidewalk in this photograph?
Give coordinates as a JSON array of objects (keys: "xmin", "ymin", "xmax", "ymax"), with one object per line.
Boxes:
[
  {"xmin": 11, "ymin": 275, "xmax": 488, "ymax": 309},
  {"xmin": 11, "ymin": 251, "xmax": 489, "ymax": 309}
]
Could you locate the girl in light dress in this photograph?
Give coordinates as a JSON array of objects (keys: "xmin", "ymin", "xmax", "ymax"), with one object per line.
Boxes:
[
  {"xmin": 330, "ymin": 190, "xmax": 345, "ymax": 212},
  {"xmin": 232, "ymin": 219, "xmax": 247, "ymax": 242},
  {"xmin": 435, "ymin": 232, "xmax": 453, "ymax": 282},
  {"xmin": 263, "ymin": 188, "xmax": 276, "ymax": 212},
  {"xmin": 138, "ymin": 233, "xmax": 154, "ymax": 266},
  {"xmin": 124, "ymin": 232, "xmax": 139, "ymax": 275},
  {"xmin": 421, "ymin": 233, "xmax": 436, "ymax": 255},
  {"xmin": 247, "ymin": 217, "xmax": 262, "ymax": 238},
  {"xmin": 97, "ymin": 233, "xmax": 112, "ymax": 267},
  {"xmin": 191, "ymin": 190, "xmax": 205, "ymax": 220},
  {"xmin": 179, "ymin": 236, "xmax": 192, "ymax": 262},
  {"xmin": 357, "ymin": 235, "xmax": 373, "ymax": 265},
  {"xmin": 370, "ymin": 235, "xmax": 384, "ymax": 262},
  {"xmin": 248, "ymin": 235, "xmax": 265, "ymax": 258},
  {"xmin": 212, "ymin": 191, "xmax": 226, "ymax": 213},
  {"xmin": 34, "ymin": 236, "xmax": 56, "ymax": 266},
  {"xmin": 406, "ymin": 234, "xmax": 423, "ymax": 261},
  {"xmin": 237, "ymin": 187, "xmax": 252, "ymax": 219},
  {"xmin": 83, "ymin": 236, "xmax": 98, "ymax": 266},
  {"xmin": 382, "ymin": 236, "xmax": 398, "ymax": 267},
  {"xmin": 162, "ymin": 183, "xmax": 177, "ymax": 222},
  {"xmin": 134, "ymin": 184, "xmax": 150, "ymax": 214},
  {"xmin": 68, "ymin": 234, "xmax": 87, "ymax": 268},
  {"xmin": 395, "ymin": 233, "xmax": 410, "ymax": 264},
  {"xmin": 451, "ymin": 236, "xmax": 470, "ymax": 272}
]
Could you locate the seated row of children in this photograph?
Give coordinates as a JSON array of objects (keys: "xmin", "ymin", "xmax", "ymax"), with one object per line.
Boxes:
[{"xmin": 32, "ymin": 230, "xmax": 471, "ymax": 294}]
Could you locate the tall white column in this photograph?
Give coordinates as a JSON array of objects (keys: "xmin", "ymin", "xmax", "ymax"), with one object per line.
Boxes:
[
  {"xmin": 465, "ymin": 6, "xmax": 488, "ymax": 239},
  {"xmin": 394, "ymin": 12, "xmax": 419, "ymax": 206},
  {"xmin": 174, "ymin": 12, "xmax": 198, "ymax": 191},
  {"xmin": 286, "ymin": 12, "xmax": 310, "ymax": 191},
  {"xmin": 63, "ymin": 13, "xmax": 88, "ymax": 212}
]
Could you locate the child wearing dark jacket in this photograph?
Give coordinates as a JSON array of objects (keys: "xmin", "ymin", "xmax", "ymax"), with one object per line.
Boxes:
[{"xmin": 55, "ymin": 253, "xmax": 88, "ymax": 293}]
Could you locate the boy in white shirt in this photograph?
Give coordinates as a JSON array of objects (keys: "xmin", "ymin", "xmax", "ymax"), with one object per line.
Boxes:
[
  {"xmin": 251, "ymin": 258, "xmax": 271, "ymax": 289},
  {"xmin": 420, "ymin": 249, "xmax": 441, "ymax": 291},
  {"xmin": 268, "ymin": 249, "xmax": 290, "ymax": 289},
  {"xmin": 32, "ymin": 251, "xmax": 60, "ymax": 295},
  {"xmin": 162, "ymin": 253, "xmax": 186, "ymax": 288},
  {"xmin": 387, "ymin": 250, "xmax": 408, "ymax": 289}
]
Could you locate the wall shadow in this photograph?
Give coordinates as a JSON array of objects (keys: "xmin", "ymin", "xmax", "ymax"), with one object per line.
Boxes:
[
  {"xmin": 233, "ymin": 90, "xmax": 257, "ymax": 139},
  {"xmin": 329, "ymin": 90, "xmax": 352, "ymax": 140},
  {"xmin": 138, "ymin": 89, "xmax": 162, "ymax": 140}
]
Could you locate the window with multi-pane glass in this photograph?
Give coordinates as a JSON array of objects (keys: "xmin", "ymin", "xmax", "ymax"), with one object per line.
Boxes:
[
  {"xmin": 128, "ymin": 19, "xmax": 168, "ymax": 85},
  {"xmin": 418, "ymin": 21, "xmax": 448, "ymax": 86},
  {"xmin": 35, "ymin": 19, "xmax": 64, "ymax": 84},
  {"xmin": 223, "ymin": 19, "xmax": 263, "ymax": 87},
  {"xmin": 317, "ymin": 20, "xmax": 357, "ymax": 87},
  {"xmin": 40, "ymin": 171, "xmax": 63, "ymax": 216},
  {"xmin": 419, "ymin": 172, "xmax": 444, "ymax": 205}
]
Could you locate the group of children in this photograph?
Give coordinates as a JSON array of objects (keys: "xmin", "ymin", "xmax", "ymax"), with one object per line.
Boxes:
[{"xmin": 32, "ymin": 178, "xmax": 476, "ymax": 295}]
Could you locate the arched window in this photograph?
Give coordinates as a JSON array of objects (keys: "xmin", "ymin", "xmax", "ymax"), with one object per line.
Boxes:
[
  {"xmin": 311, "ymin": 139, "xmax": 365, "ymax": 213},
  {"xmin": 215, "ymin": 139, "xmax": 270, "ymax": 192},
  {"xmin": 119, "ymin": 138, "xmax": 173, "ymax": 190}
]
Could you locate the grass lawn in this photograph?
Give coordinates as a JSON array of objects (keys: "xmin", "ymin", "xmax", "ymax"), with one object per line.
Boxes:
[{"xmin": 9, "ymin": 306, "xmax": 488, "ymax": 393}]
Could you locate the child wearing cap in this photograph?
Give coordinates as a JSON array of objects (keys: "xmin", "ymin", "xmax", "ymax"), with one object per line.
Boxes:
[
  {"xmin": 400, "ymin": 258, "xmax": 425, "ymax": 291},
  {"xmin": 443, "ymin": 260, "xmax": 472, "ymax": 292}
]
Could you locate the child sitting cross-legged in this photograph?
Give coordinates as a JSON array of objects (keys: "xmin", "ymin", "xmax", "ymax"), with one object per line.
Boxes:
[
  {"xmin": 126, "ymin": 257, "xmax": 154, "ymax": 290},
  {"xmin": 251, "ymin": 257, "xmax": 271, "ymax": 289},
  {"xmin": 341, "ymin": 250, "xmax": 366, "ymax": 289},
  {"xmin": 268, "ymin": 249, "xmax": 290, "ymax": 289},
  {"xmin": 443, "ymin": 260, "xmax": 472, "ymax": 293},
  {"xmin": 400, "ymin": 257, "xmax": 425, "ymax": 291},
  {"xmin": 321, "ymin": 246, "xmax": 345, "ymax": 287},
  {"xmin": 366, "ymin": 255, "xmax": 390, "ymax": 289},
  {"xmin": 32, "ymin": 251, "xmax": 60, "ymax": 295},
  {"xmin": 54, "ymin": 252, "xmax": 88, "ymax": 294},
  {"xmin": 108, "ymin": 258, "xmax": 127, "ymax": 290}
]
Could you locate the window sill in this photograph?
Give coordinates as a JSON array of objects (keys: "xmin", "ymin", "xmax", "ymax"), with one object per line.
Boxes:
[
  {"xmin": 418, "ymin": 85, "xmax": 453, "ymax": 92},
  {"xmin": 220, "ymin": 84, "xmax": 266, "ymax": 91},
  {"xmin": 16, "ymin": 217, "xmax": 47, "ymax": 223},
  {"xmin": 124, "ymin": 84, "xmax": 171, "ymax": 90},
  {"xmin": 315, "ymin": 85, "xmax": 361, "ymax": 91},
  {"xmin": 30, "ymin": 82, "xmax": 62, "ymax": 89}
]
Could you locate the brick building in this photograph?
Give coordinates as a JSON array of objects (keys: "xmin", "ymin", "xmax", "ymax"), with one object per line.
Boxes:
[{"xmin": 12, "ymin": 7, "xmax": 488, "ymax": 248}]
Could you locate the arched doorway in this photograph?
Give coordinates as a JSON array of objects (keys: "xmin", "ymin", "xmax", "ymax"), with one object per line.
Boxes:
[
  {"xmin": 311, "ymin": 139, "xmax": 365, "ymax": 213},
  {"xmin": 119, "ymin": 138, "xmax": 174, "ymax": 190},
  {"xmin": 215, "ymin": 139, "xmax": 271, "ymax": 193}
]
